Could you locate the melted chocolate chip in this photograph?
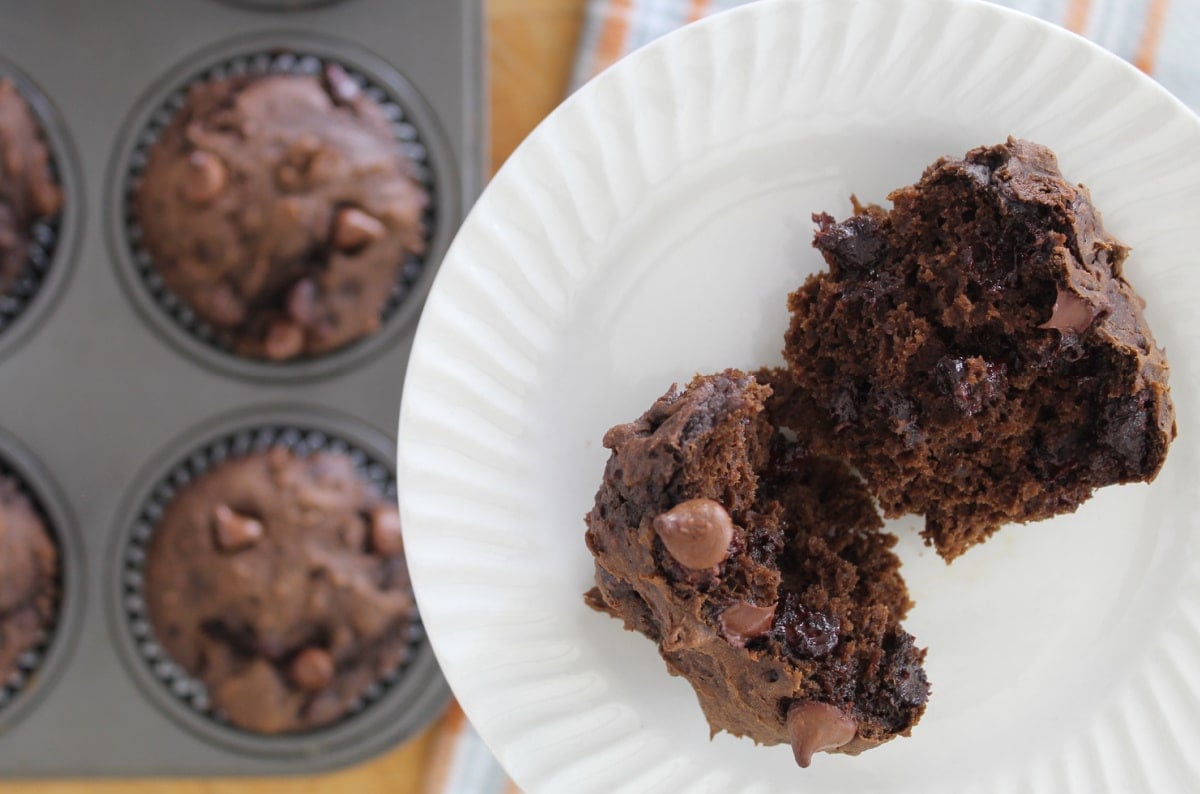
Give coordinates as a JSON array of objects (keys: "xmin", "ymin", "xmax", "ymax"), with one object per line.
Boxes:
[
  {"xmin": 719, "ymin": 600, "xmax": 777, "ymax": 647},
  {"xmin": 289, "ymin": 647, "xmax": 335, "ymax": 692},
  {"xmin": 1039, "ymin": 288, "xmax": 1098, "ymax": 335},
  {"xmin": 786, "ymin": 700, "xmax": 858, "ymax": 768},
  {"xmin": 370, "ymin": 505, "xmax": 404, "ymax": 556},
  {"xmin": 182, "ymin": 150, "xmax": 227, "ymax": 206},
  {"xmin": 332, "ymin": 207, "xmax": 386, "ymax": 251},
  {"xmin": 212, "ymin": 504, "xmax": 264, "ymax": 552},
  {"xmin": 652, "ymin": 498, "xmax": 734, "ymax": 570}
]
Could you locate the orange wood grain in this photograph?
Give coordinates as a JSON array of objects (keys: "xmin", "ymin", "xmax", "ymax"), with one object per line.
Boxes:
[
  {"xmin": 489, "ymin": 0, "xmax": 587, "ymax": 172},
  {"xmin": 0, "ymin": 0, "xmax": 586, "ymax": 790}
]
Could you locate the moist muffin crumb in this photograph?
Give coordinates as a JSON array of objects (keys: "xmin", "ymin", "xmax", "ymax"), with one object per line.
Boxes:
[
  {"xmin": 584, "ymin": 370, "xmax": 928, "ymax": 767},
  {"xmin": 134, "ymin": 65, "xmax": 428, "ymax": 361},
  {"xmin": 0, "ymin": 475, "xmax": 59, "ymax": 691},
  {"xmin": 777, "ymin": 137, "xmax": 1175, "ymax": 560},
  {"xmin": 0, "ymin": 78, "xmax": 62, "ymax": 299},
  {"xmin": 144, "ymin": 446, "xmax": 414, "ymax": 734}
]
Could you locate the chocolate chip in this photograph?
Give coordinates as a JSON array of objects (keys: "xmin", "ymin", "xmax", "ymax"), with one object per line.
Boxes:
[
  {"xmin": 897, "ymin": 667, "xmax": 929, "ymax": 707},
  {"xmin": 786, "ymin": 701, "xmax": 858, "ymax": 768},
  {"xmin": 370, "ymin": 505, "xmax": 404, "ymax": 556},
  {"xmin": 813, "ymin": 212, "xmax": 886, "ymax": 279},
  {"xmin": 286, "ymin": 278, "xmax": 319, "ymax": 326},
  {"xmin": 182, "ymin": 150, "xmax": 227, "ymax": 205},
  {"xmin": 264, "ymin": 320, "xmax": 305, "ymax": 360},
  {"xmin": 332, "ymin": 207, "xmax": 386, "ymax": 251},
  {"xmin": 719, "ymin": 600, "xmax": 776, "ymax": 647},
  {"xmin": 323, "ymin": 63, "xmax": 361, "ymax": 105},
  {"xmin": 212, "ymin": 504, "xmax": 263, "ymax": 552},
  {"xmin": 289, "ymin": 647, "xmax": 335, "ymax": 692},
  {"xmin": 1100, "ymin": 394, "xmax": 1150, "ymax": 472},
  {"xmin": 652, "ymin": 498, "xmax": 734, "ymax": 569},
  {"xmin": 1039, "ymin": 288, "xmax": 1098, "ymax": 335}
]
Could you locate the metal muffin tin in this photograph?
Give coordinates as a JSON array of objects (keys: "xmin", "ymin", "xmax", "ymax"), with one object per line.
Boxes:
[{"xmin": 0, "ymin": 0, "xmax": 482, "ymax": 778}]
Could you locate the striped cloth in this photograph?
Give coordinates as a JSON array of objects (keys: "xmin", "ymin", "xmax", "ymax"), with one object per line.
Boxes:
[
  {"xmin": 573, "ymin": 0, "xmax": 1198, "ymax": 107},
  {"xmin": 427, "ymin": 2, "xmax": 1196, "ymax": 792}
]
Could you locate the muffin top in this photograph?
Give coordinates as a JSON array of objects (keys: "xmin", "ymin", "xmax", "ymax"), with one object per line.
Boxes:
[
  {"xmin": 0, "ymin": 78, "xmax": 62, "ymax": 297},
  {"xmin": 144, "ymin": 446, "xmax": 414, "ymax": 734},
  {"xmin": 134, "ymin": 65, "xmax": 428, "ymax": 361},
  {"xmin": 0, "ymin": 475, "xmax": 59, "ymax": 688}
]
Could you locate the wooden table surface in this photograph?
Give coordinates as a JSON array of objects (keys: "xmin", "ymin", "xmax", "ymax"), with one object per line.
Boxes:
[{"xmin": 1, "ymin": 0, "xmax": 586, "ymax": 791}]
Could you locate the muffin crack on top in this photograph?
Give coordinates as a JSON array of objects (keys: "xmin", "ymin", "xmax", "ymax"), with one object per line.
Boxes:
[
  {"xmin": 134, "ymin": 63, "xmax": 428, "ymax": 361},
  {"xmin": 582, "ymin": 138, "xmax": 1174, "ymax": 768}
]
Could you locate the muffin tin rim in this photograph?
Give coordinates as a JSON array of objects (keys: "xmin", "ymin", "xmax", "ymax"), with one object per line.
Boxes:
[
  {"xmin": 0, "ymin": 55, "xmax": 84, "ymax": 366},
  {"xmin": 104, "ymin": 30, "xmax": 462, "ymax": 383},
  {"xmin": 0, "ymin": 425, "xmax": 84, "ymax": 736},
  {"xmin": 213, "ymin": 0, "xmax": 352, "ymax": 11},
  {"xmin": 105, "ymin": 403, "xmax": 450, "ymax": 763}
]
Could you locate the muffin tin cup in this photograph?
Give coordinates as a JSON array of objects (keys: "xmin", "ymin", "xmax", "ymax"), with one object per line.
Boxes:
[
  {"xmin": 107, "ymin": 32, "xmax": 460, "ymax": 383},
  {"xmin": 0, "ymin": 427, "xmax": 82, "ymax": 736},
  {"xmin": 0, "ymin": 57, "xmax": 81, "ymax": 364},
  {"xmin": 108, "ymin": 405, "xmax": 450, "ymax": 763}
]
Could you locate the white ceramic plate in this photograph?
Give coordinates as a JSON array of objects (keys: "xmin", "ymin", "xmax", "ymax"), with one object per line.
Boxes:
[{"xmin": 398, "ymin": 1, "xmax": 1200, "ymax": 791}]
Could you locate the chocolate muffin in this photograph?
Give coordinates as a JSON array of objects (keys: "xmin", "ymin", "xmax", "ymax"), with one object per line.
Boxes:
[
  {"xmin": 144, "ymin": 446, "xmax": 414, "ymax": 734},
  {"xmin": 134, "ymin": 64, "xmax": 428, "ymax": 361},
  {"xmin": 0, "ymin": 475, "xmax": 59, "ymax": 691},
  {"xmin": 585, "ymin": 371, "xmax": 928, "ymax": 767},
  {"xmin": 0, "ymin": 78, "xmax": 62, "ymax": 298},
  {"xmin": 778, "ymin": 138, "xmax": 1175, "ymax": 560}
]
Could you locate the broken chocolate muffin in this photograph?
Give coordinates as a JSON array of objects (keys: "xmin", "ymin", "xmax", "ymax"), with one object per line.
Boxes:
[
  {"xmin": 778, "ymin": 138, "xmax": 1175, "ymax": 560},
  {"xmin": 144, "ymin": 446, "xmax": 414, "ymax": 734},
  {"xmin": 0, "ymin": 78, "xmax": 62, "ymax": 299},
  {"xmin": 584, "ymin": 370, "xmax": 928, "ymax": 767},
  {"xmin": 134, "ymin": 65, "xmax": 428, "ymax": 361}
]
